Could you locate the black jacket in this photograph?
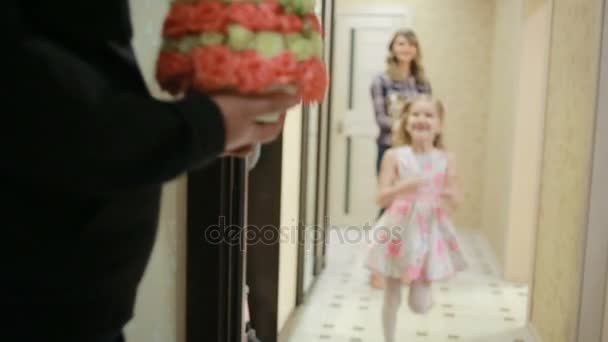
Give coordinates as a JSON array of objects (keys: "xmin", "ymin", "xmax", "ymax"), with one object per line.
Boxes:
[{"xmin": 2, "ymin": 1, "xmax": 225, "ymax": 340}]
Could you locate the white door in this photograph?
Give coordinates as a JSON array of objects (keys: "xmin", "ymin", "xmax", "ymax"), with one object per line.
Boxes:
[{"xmin": 328, "ymin": 8, "xmax": 412, "ymax": 227}]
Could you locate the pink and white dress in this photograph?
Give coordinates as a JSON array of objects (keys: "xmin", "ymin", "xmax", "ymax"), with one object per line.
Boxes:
[{"xmin": 365, "ymin": 146, "xmax": 467, "ymax": 283}]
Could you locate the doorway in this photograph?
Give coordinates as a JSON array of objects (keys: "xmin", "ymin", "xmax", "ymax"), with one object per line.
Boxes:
[{"xmin": 328, "ymin": 5, "xmax": 413, "ymax": 227}]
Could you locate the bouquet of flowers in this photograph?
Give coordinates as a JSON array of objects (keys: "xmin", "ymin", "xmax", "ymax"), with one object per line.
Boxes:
[{"xmin": 156, "ymin": 0, "xmax": 329, "ymax": 123}]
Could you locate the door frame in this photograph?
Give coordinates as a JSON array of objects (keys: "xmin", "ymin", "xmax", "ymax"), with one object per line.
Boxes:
[
  {"xmin": 186, "ymin": 158, "xmax": 246, "ymax": 342},
  {"xmin": 296, "ymin": 105, "xmax": 320, "ymax": 304},
  {"xmin": 314, "ymin": 0, "xmax": 336, "ymax": 277},
  {"xmin": 577, "ymin": 0, "xmax": 608, "ymax": 341}
]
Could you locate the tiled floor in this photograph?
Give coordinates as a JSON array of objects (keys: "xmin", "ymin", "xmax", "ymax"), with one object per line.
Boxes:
[{"xmin": 283, "ymin": 227, "xmax": 534, "ymax": 342}]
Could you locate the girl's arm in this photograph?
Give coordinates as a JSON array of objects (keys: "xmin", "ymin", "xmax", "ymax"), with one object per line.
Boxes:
[
  {"xmin": 441, "ymin": 153, "xmax": 464, "ymax": 211},
  {"xmin": 376, "ymin": 150, "xmax": 427, "ymax": 208}
]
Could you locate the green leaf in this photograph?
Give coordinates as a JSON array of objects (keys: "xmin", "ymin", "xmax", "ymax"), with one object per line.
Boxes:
[
  {"xmin": 254, "ymin": 31, "xmax": 286, "ymax": 58},
  {"xmin": 228, "ymin": 25, "xmax": 255, "ymax": 51},
  {"xmin": 287, "ymin": 36, "xmax": 313, "ymax": 61},
  {"xmin": 309, "ymin": 31, "xmax": 323, "ymax": 58},
  {"xmin": 177, "ymin": 35, "xmax": 200, "ymax": 53},
  {"xmin": 199, "ymin": 32, "xmax": 226, "ymax": 46}
]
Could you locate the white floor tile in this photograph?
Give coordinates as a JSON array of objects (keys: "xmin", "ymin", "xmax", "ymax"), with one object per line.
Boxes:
[{"xmin": 283, "ymin": 230, "xmax": 534, "ymax": 342}]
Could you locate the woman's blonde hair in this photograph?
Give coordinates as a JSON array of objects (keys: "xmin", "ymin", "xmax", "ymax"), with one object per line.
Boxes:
[
  {"xmin": 386, "ymin": 29, "xmax": 429, "ymax": 87},
  {"xmin": 393, "ymin": 95, "xmax": 446, "ymax": 149}
]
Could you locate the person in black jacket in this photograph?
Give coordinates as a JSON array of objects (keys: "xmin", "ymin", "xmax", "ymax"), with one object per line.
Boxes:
[{"xmin": 1, "ymin": 2, "xmax": 298, "ymax": 342}]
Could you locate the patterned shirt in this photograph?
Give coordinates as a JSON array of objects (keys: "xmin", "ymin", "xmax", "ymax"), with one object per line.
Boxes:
[{"xmin": 371, "ymin": 73, "xmax": 432, "ymax": 146}]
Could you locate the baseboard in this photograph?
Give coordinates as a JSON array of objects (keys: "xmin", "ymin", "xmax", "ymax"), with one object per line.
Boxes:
[
  {"xmin": 528, "ymin": 323, "xmax": 543, "ymax": 342},
  {"xmin": 278, "ymin": 275, "xmax": 322, "ymax": 342},
  {"xmin": 471, "ymin": 230, "xmax": 504, "ymax": 277},
  {"xmin": 277, "ymin": 307, "xmax": 301, "ymax": 342}
]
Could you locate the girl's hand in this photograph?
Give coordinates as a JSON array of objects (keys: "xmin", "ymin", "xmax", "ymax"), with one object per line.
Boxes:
[
  {"xmin": 440, "ymin": 153, "xmax": 463, "ymax": 210},
  {"xmin": 440, "ymin": 185, "xmax": 462, "ymax": 211},
  {"xmin": 396, "ymin": 175, "xmax": 430, "ymax": 194},
  {"xmin": 440, "ymin": 188, "xmax": 456, "ymax": 201}
]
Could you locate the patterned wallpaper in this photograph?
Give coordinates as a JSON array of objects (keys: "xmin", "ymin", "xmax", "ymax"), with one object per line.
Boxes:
[
  {"xmin": 530, "ymin": 0, "xmax": 603, "ymax": 341},
  {"xmin": 123, "ymin": 1, "xmax": 187, "ymax": 342}
]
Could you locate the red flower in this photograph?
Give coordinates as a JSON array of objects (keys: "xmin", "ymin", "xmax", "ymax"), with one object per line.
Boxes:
[
  {"xmin": 297, "ymin": 57, "xmax": 328, "ymax": 103},
  {"xmin": 235, "ymin": 51, "xmax": 275, "ymax": 93},
  {"xmin": 259, "ymin": 0, "xmax": 281, "ymax": 13},
  {"xmin": 305, "ymin": 14, "xmax": 323, "ymax": 35},
  {"xmin": 192, "ymin": 46, "xmax": 238, "ymax": 92},
  {"xmin": 163, "ymin": 2, "xmax": 195, "ymax": 38},
  {"xmin": 156, "ymin": 51, "xmax": 193, "ymax": 95},
  {"xmin": 270, "ymin": 51, "xmax": 298, "ymax": 85},
  {"xmin": 190, "ymin": 1, "xmax": 228, "ymax": 33},
  {"xmin": 255, "ymin": 3, "xmax": 281, "ymax": 30},
  {"xmin": 278, "ymin": 14, "xmax": 303, "ymax": 33},
  {"xmin": 227, "ymin": 3, "xmax": 260, "ymax": 31}
]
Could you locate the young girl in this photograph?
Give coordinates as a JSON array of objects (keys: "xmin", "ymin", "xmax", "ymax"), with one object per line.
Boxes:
[
  {"xmin": 365, "ymin": 95, "xmax": 467, "ymax": 342},
  {"xmin": 370, "ymin": 29, "xmax": 432, "ymax": 289}
]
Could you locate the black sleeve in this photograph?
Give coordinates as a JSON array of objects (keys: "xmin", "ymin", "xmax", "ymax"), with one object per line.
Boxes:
[{"xmin": 3, "ymin": 35, "xmax": 226, "ymax": 195}]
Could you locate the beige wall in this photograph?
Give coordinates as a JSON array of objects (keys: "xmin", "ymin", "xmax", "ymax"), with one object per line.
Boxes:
[
  {"xmin": 530, "ymin": 0, "xmax": 604, "ymax": 341},
  {"xmin": 481, "ymin": 0, "xmax": 523, "ymax": 271},
  {"xmin": 124, "ymin": 1, "xmax": 187, "ymax": 342},
  {"xmin": 336, "ymin": 0, "xmax": 495, "ymax": 230},
  {"xmin": 125, "ymin": 179, "xmax": 187, "ymax": 342},
  {"xmin": 277, "ymin": 105, "xmax": 303, "ymax": 332},
  {"xmin": 503, "ymin": 0, "xmax": 551, "ymax": 283},
  {"xmin": 604, "ymin": 283, "xmax": 608, "ymax": 342}
]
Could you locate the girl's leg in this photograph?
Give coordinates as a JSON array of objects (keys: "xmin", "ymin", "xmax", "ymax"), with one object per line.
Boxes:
[
  {"xmin": 370, "ymin": 271, "xmax": 385, "ymax": 289},
  {"xmin": 382, "ymin": 277, "xmax": 402, "ymax": 342},
  {"xmin": 408, "ymin": 279, "xmax": 434, "ymax": 314}
]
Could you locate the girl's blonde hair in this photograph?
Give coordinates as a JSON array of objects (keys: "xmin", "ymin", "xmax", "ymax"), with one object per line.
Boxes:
[
  {"xmin": 393, "ymin": 95, "xmax": 446, "ymax": 149},
  {"xmin": 386, "ymin": 29, "xmax": 429, "ymax": 87}
]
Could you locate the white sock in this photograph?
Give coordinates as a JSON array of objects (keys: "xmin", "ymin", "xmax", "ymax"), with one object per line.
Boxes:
[
  {"xmin": 382, "ymin": 278, "xmax": 402, "ymax": 342},
  {"xmin": 408, "ymin": 279, "xmax": 434, "ymax": 314}
]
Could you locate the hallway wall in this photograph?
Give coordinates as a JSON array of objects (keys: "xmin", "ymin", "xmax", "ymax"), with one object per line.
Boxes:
[
  {"xmin": 124, "ymin": 1, "xmax": 187, "ymax": 342},
  {"xmin": 529, "ymin": 0, "xmax": 604, "ymax": 341},
  {"xmin": 481, "ymin": 0, "xmax": 523, "ymax": 278},
  {"xmin": 278, "ymin": 105, "xmax": 303, "ymax": 332},
  {"xmin": 604, "ymin": 283, "xmax": 608, "ymax": 342},
  {"xmin": 502, "ymin": 0, "xmax": 551, "ymax": 283}
]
